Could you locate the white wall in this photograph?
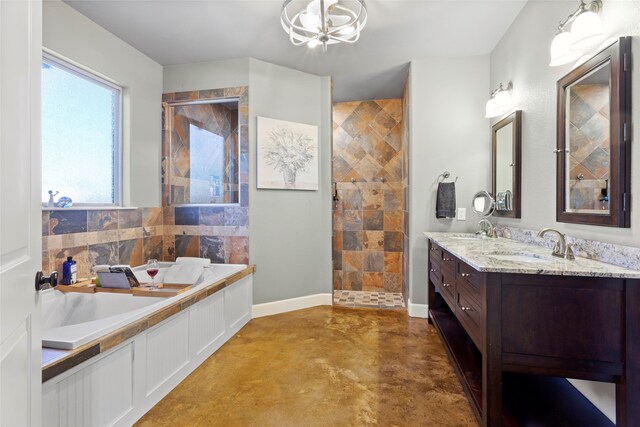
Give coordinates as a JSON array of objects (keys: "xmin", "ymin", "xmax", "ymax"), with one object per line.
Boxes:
[
  {"xmin": 43, "ymin": 1, "xmax": 163, "ymax": 207},
  {"xmin": 408, "ymin": 56, "xmax": 491, "ymax": 305},
  {"xmin": 163, "ymin": 58, "xmax": 250, "ymax": 92},
  {"xmin": 163, "ymin": 58, "xmax": 332, "ymax": 305},
  {"xmin": 489, "ymin": 1, "xmax": 640, "ymax": 422}
]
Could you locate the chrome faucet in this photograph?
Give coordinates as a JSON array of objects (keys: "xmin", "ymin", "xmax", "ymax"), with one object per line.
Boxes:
[
  {"xmin": 477, "ymin": 219, "xmax": 497, "ymax": 238},
  {"xmin": 538, "ymin": 228, "xmax": 575, "ymax": 260}
]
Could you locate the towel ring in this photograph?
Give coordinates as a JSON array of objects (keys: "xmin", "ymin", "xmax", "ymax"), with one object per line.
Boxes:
[{"xmin": 437, "ymin": 171, "xmax": 458, "ymax": 183}]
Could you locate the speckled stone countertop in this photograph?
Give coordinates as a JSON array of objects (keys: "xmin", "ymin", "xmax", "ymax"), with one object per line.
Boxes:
[{"xmin": 424, "ymin": 232, "xmax": 640, "ymax": 279}]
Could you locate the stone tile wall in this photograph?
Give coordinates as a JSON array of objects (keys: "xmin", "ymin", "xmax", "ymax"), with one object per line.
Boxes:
[
  {"xmin": 332, "ymin": 99, "xmax": 406, "ymax": 295},
  {"xmin": 42, "ymin": 208, "xmax": 164, "ymax": 279},
  {"xmin": 568, "ymin": 83, "xmax": 610, "ymax": 210}
]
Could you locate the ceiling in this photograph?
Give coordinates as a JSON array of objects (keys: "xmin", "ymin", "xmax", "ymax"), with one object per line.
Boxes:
[{"xmin": 64, "ymin": 0, "xmax": 528, "ymax": 102}]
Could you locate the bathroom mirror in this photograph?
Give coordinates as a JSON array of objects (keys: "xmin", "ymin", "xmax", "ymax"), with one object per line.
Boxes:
[
  {"xmin": 492, "ymin": 110, "xmax": 521, "ymax": 218},
  {"xmin": 471, "ymin": 190, "xmax": 495, "ymax": 218},
  {"xmin": 556, "ymin": 37, "xmax": 631, "ymax": 227},
  {"xmin": 164, "ymin": 98, "xmax": 240, "ymax": 205}
]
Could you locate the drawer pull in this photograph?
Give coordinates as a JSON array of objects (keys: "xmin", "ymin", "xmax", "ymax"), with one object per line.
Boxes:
[
  {"xmin": 460, "ymin": 306, "xmax": 473, "ymax": 311},
  {"xmin": 430, "ymin": 247, "xmax": 437, "ymax": 251},
  {"xmin": 443, "ymin": 257, "xmax": 454, "ymax": 261},
  {"xmin": 442, "ymin": 283, "xmax": 452, "ymax": 287},
  {"xmin": 430, "ymin": 269, "xmax": 436, "ymax": 273},
  {"xmin": 461, "ymin": 273, "xmax": 471, "ymax": 277}
]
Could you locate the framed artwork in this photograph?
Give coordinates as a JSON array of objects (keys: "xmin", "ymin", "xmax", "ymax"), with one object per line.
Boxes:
[{"xmin": 257, "ymin": 116, "xmax": 319, "ymax": 190}]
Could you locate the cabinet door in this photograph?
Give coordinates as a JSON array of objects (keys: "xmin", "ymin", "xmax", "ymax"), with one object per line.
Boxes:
[
  {"xmin": 42, "ymin": 344, "xmax": 134, "ymax": 427},
  {"xmin": 146, "ymin": 312, "xmax": 190, "ymax": 396},
  {"xmin": 190, "ymin": 291, "xmax": 225, "ymax": 356}
]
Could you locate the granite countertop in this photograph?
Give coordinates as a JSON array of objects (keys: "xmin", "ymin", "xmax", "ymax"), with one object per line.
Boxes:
[{"xmin": 424, "ymin": 232, "xmax": 640, "ymax": 279}]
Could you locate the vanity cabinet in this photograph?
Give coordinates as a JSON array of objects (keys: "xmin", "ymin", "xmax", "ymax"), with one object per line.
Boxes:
[{"xmin": 427, "ymin": 239, "xmax": 640, "ymax": 427}]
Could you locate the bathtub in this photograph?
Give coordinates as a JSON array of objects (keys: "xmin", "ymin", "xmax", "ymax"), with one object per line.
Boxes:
[{"xmin": 41, "ymin": 263, "xmax": 247, "ymax": 350}]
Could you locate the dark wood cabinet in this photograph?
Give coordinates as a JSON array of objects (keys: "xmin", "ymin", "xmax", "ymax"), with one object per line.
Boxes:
[{"xmin": 427, "ymin": 238, "xmax": 640, "ymax": 427}]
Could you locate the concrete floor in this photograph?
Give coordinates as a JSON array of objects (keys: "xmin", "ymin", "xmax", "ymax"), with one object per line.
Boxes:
[{"xmin": 135, "ymin": 306, "xmax": 477, "ymax": 427}]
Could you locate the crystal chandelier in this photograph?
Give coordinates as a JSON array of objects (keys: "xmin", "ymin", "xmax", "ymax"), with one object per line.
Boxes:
[{"xmin": 281, "ymin": 0, "xmax": 368, "ymax": 52}]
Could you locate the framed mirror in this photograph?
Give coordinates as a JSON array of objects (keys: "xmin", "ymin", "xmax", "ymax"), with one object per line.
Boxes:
[
  {"xmin": 556, "ymin": 37, "xmax": 631, "ymax": 227},
  {"xmin": 492, "ymin": 110, "xmax": 521, "ymax": 218},
  {"xmin": 471, "ymin": 190, "xmax": 495, "ymax": 218},
  {"xmin": 164, "ymin": 98, "xmax": 240, "ymax": 205}
]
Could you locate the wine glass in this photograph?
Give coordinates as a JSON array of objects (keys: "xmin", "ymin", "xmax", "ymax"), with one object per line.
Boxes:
[{"xmin": 146, "ymin": 259, "xmax": 160, "ymax": 289}]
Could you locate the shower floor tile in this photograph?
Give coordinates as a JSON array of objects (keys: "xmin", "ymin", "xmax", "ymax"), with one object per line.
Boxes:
[{"xmin": 333, "ymin": 290, "xmax": 405, "ymax": 309}]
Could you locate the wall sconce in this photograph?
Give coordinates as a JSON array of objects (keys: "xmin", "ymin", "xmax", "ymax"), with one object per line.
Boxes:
[
  {"xmin": 485, "ymin": 82, "xmax": 513, "ymax": 119},
  {"xmin": 549, "ymin": 0, "xmax": 605, "ymax": 67}
]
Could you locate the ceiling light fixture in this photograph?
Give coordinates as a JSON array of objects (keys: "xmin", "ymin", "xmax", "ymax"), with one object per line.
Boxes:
[
  {"xmin": 281, "ymin": 0, "xmax": 367, "ymax": 52},
  {"xmin": 485, "ymin": 83, "xmax": 513, "ymax": 119},
  {"xmin": 549, "ymin": 0, "xmax": 605, "ymax": 67}
]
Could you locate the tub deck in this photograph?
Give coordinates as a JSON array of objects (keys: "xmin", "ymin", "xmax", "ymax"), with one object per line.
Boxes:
[{"xmin": 42, "ymin": 264, "xmax": 255, "ymax": 382}]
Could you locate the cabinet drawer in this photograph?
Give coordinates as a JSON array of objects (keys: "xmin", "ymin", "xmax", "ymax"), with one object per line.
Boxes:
[
  {"xmin": 429, "ymin": 242, "xmax": 442, "ymax": 266},
  {"xmin": 429, "ymin": 263, "xmax": 441, "ymax": 287},
  {"xmin": 438, "ymin": 268, "xmax": 457, "ymax": 307},
  {"xmin": 457, "ymin": 261, "xmax": 481, "ymax": 297},
  {"xmin": 456, "ymin": 285, "xmax": 482, "ymax": 348},
  {"xmin": 441, "ymin": 250, "xmax": 456, "ymax": 270}
]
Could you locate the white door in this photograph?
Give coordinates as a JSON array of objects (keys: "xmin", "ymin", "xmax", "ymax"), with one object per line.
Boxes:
[{"xmin": 0, "ymin": 0, "xmax": 43, "ymax": 426}]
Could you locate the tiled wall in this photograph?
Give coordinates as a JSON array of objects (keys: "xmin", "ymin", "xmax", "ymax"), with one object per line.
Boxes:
[
  {"xmin": 42, "ymin": 208, "xmax": 164, "ymax": 279},
  {"xmin": 161, "ymin": 206, "xmax": 248, "ymax": 264},
  {"xmin": 42, "ymin": 86, "xmax": 251, "ymax": 279},
  {"xmin": 162, "ymin": 87, "xmax": 249, "ymax": 264},
  {"xmin": 332, "ymin": 99, "xmax": 405, "ymax": 294},
  {"xmin": 167, "ymin": 101, "xmax": 239, "ymax": 204},
  {"xmin": 569, "ymin": 83, "xmax": 610, "ymax": 210}
]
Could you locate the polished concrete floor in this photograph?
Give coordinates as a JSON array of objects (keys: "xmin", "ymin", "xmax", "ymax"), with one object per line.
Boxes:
[{"xmin": 135, "ymin": 306, "xmax": 477, "ymax": 427}]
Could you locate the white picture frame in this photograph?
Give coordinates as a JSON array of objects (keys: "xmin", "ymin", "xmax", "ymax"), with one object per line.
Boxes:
[{"xmin": 257, "ymin": 116, "xmax": 319, "ymax": 190}]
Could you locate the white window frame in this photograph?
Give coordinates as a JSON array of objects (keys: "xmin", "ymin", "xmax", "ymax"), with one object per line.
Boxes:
[{"xmin": 42, "ymin": 52, "xmax": 123, "ymax": 207}]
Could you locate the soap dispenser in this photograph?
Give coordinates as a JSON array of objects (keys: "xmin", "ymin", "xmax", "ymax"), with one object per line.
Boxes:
[{"xmin": 62, "ymin": 256, "xmax": 77, "ymax": 285}]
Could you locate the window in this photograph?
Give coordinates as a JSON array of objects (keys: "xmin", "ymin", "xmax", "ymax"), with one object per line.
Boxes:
[{"xmin": 41, "ymin": 54, "xmax": 122, "ymax": 206}]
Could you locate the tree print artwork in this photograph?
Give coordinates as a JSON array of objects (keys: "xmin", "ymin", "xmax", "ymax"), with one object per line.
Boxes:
[{"xmin": 257, "ymin": 117, "xmax": 318, "ymax": 190}]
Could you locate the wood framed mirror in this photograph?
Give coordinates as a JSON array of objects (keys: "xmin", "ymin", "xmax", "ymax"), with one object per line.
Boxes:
[
  {"xmin": 556, "ymin": 37, "xmax": 631, "ymax": 227},
  {"xmin": 492, "ymin": 110, "xmax": 522, "ymax": 218}
]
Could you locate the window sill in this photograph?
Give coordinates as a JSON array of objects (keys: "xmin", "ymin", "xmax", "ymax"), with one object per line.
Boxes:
[{"xmin": 42, "ymin": 206, "xmax": 139, "ymax": 212}]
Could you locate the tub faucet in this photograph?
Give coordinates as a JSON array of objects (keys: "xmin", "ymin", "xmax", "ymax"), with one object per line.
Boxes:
[
  {"xmin": 477, "ymin": 219, "xmax": 497, "ymax": 238},
  {"xmin": 538, "ymin": 228, "xmax": 574, "ymax": 260}
]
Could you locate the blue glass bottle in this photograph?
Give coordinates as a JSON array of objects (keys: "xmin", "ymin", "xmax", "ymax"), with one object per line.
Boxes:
[{"xmin": 62, "ymin": 256, "xmax": 77, "ymax": 285}]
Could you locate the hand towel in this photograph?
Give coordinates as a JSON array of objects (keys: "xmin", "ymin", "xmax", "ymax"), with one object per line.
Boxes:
[
  {"xmin": 505, "ymin": 190, "xmax": 513, "ymax": 211},
  {"xmin": 436, "ymin": 182, "xmax": 456, "ymax": 218}
]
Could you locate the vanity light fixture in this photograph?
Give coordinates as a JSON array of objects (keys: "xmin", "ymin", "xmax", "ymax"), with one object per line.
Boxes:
[
  {"xmin": 549, "ymin": 0, "xmax": 605, "ymax": 67},
  {"xmin": 485, "ymin": 82, "xmax": 513, "ymax": 119},
  {"xmin": 281, "ymin": 0, "xmax": 367, "ymax": 52}
]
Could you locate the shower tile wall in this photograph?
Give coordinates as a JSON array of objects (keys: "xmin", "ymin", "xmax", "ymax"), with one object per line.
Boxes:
[
  {"xmin": 332, "ymin": 99, "xmax": 405, "ymax": 296},
  {"xmin": 568, "ymin": 83, "xmax": 610, "ymax": 210}
]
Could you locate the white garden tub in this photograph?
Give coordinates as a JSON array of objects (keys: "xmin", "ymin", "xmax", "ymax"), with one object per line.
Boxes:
[{"xmin": 41, "ymin": 263, "xmax": 246, "ymax": 350}]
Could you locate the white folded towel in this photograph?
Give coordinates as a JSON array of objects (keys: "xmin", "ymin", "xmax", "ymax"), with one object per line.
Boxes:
[
  {"xmin": 175, "ymin": 257, "xmax": 211, "ymax": 267},
  {"xmin": 162, "ymin": 264, "xmax": 204, "ymax": 285}
]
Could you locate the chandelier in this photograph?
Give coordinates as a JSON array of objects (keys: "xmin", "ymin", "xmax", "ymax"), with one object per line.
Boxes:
[{"xmin": 281, "ymin": 0, "xmax": 368, "ymax": 52}]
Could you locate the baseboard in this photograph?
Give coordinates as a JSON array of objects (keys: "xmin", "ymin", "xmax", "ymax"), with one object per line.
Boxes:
[
  {"xmin": 407, "ymin": 299, "xmax": 428, "ymax": 318},
  {"xmin": 252, "ymin": 293, "xmax": 333, "ymax": 318}
]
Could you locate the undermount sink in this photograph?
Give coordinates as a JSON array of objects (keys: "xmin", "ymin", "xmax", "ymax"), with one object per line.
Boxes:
[
  {"xmin": 486, "ymin": 254, "xmax": 550, "ymax": 264},
  {"xmin": 448, "ymin": 235, "xmax": 479, "ymax": 240}
]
